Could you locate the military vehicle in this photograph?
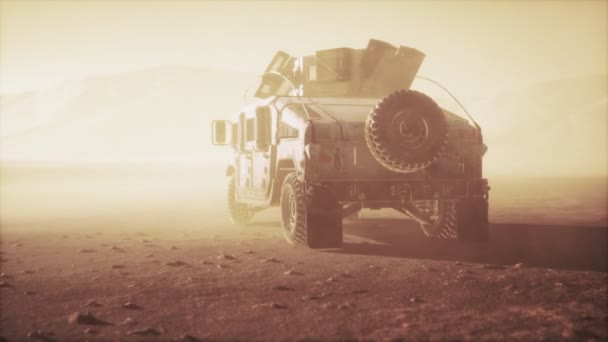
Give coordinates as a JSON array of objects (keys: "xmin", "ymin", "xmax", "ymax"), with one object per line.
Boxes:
[{"xmin": 212, "ymin": 39, "xmax": 489, "ymax": 248}]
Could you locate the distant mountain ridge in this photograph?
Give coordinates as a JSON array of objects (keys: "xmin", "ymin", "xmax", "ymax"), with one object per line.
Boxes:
[
  {"xmin": 0, "ymin": 66, "xmax": 258, "ymax": 162},
  {"xmin": 0, "ymin": 69, "xmax": 606, "ymax": 177}
]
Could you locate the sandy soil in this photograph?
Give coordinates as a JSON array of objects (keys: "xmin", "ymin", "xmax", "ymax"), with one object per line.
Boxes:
[{"xmin": 0, "ymin": 165, "xmax": 606, "ymax": 341}]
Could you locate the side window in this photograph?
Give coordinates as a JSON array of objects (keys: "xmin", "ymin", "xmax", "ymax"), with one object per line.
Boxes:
[
  {"xmin": 246, "ymin": 118, "xmax": 255, "ymax": 142},
  {"xmin": 278, "ymin": 121, "xmax": 298, "ymax": 139}
]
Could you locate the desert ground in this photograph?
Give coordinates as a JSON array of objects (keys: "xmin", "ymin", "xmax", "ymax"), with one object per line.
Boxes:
[{"xmin": 0, "ymin": 164, "xmax": 606, "ymax": 341}]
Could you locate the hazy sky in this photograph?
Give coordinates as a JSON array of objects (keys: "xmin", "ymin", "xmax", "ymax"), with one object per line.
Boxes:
[{"xmin": 1, "ymin": 0, "xmax": 606, "ymax": 96}]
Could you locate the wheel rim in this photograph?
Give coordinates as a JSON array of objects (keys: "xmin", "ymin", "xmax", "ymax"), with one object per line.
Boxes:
[
  {"xmin": 417, "ymin": 200, "xmax": 441, "ymax": 223},
  {"xmin": 389, "ymin": 109, "xmax": 429, "ymax": 150}
]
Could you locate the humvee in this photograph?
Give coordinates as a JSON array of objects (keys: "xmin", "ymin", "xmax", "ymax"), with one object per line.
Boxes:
[{"xmin": 212, "ymin": 39, "xmax": 489, "ymax": 248}]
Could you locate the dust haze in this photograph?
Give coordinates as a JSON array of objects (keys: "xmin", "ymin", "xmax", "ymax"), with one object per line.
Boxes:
[{"xmin": 0, "ymin": 1, "xmax": 607, "ymax": 341}]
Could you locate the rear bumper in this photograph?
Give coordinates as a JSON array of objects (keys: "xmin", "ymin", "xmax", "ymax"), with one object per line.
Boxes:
[{"xmin": 313, "ymin": 178, "xmax": 489, "ymax": 202}]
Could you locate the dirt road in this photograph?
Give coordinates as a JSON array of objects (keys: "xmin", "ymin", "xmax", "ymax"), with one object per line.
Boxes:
[{"xmin": 0, "ymin": 165, "xmax": 606, "ymax": 341}]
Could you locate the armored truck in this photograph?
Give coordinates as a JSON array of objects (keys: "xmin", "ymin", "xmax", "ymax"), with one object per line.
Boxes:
[{"xmin": 212, "ymin": 39, "xmax": 489, "ymax": 248}]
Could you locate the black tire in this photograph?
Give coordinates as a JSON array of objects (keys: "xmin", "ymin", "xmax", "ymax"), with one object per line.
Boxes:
[
  {"xmin": 280, "ymin": 173, "xmax": 343, "ymax": 248},
  {"xmin": 227, "ymin": 175, "xmax": 254, "ymax": 225},
  {"xmin": 279, "ymin": 173, "xmax": 307, "ymax": 245},
  {"xmin": 413, "ymin": 200, "xmax": 458, "ymax": 238},
  {"xmin": 455, "ymin": 198, "xmax": 489, "ymax": 242},
  {"xmin": 365, "ymin": 89, "xmax": 448, "ymax": 173}
]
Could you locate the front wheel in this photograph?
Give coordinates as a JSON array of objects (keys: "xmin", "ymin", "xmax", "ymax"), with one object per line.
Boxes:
[
  {"xmin": 279, "ymin": 173, "xmax": 307, "ymax": 245},
  {"xmin": 227, "ymin": 176, "xmax": 254, "ymax": 225}
]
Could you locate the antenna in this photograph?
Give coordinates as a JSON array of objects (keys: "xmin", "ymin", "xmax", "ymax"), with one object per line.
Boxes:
[{"xmin": 415, "ymin": 75, "xmax": 482, "ymax": 135}]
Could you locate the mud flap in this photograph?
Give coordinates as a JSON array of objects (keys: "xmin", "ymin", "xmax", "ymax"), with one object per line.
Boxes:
[
  {"xmin": 456, "ymin": 198, "xmax": 489, "ymax": 242},
  {"xmin": 305, "ymin": 187, "xmax": 343, "ymax": 249}
]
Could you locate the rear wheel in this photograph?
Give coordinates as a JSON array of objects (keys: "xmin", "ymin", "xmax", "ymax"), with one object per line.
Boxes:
[
  {"xmin": 409, "ymin": 199, "xmax": 489, "ymax": 241},
  {"xmin": 227, "ymin": 175, "xmax": 254, "ymax": 225},
  {"xmin": 455, "ymin": 198, "xmax": 489, "ymax": 242},
  {"xmin": 413, "ymin": 200, "xmax": 457, "ymax": 238},
  {"xmin": 280, "ymin": 173, "xmax": 343, "ymax": 248}
]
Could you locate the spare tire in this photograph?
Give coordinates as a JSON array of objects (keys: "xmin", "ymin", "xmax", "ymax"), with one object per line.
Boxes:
[{"xmin": 365, "ymin": 89, "xmax": 448, "ymax": 173}]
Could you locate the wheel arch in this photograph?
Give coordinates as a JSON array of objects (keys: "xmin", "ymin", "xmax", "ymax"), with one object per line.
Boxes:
[{"xmin": 269, "ymin": 158, "xmax": 297, "ymax": 205}]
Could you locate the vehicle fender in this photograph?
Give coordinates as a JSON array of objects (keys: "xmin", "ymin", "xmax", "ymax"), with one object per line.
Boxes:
[{"xmin": 275, "ymin": 158, "xmax": 295, "ymax": 172}]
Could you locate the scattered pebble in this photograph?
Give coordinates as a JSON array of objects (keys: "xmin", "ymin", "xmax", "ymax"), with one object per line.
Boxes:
[
  {"xmin": 122, "ymin": 302, "xmax": 142, "ymax": 310},
  {"xmin": 455, "ymin": 261, "xmax": 463, "ymax": 266},
  {"xmin": 338, "ymin": 302, "xmax": 355, "ymax": 310},
  {"xmin": 110, "ymin": 246, "xmax": 125, "ymax": 253},
  {"xmin": 118, "ymin": 317, "xmax": 137, "ymax": 326},
  {"xmin": 127, "ymin": 327, "xmax": 161, "ymax": 336},
  {"xmin": 170, "ymin": 246, "xmax": 179, "ymax": 250},
  {"xmin": 261, "ymin": 257, "xmax": 280, "ymax": 263},
  {"xmin": 10, "ymin": 243, "xmax": 22, "ymax": 247},
  {"xmin": 244, "ymin": 250, "xmax": 256, "ymax": 254},
  {"xmin": 24, "ymin": 291, "xmax": 37, "ymax": 296},
  {"xmin": 409, "ymin": 297, "xmax": 423, "ymax": 303},
  {"xmin": 83, "ymin": 328, "xmax": 97, "ymax": 335},
  {"xmin": 77, "ymin": 249, "xmax": 96, "ymax": 254},
  {"xmin": 513, "ymin": 262, "xmax": 525, "ymax": 269},
  {"xmin": 111, "ymin": 265, "xmax": 125, "ymax": 269},
  {"xmin": 164, "ymin": 261, "xmax": 190, "ymax": 267},
  {"xmin": 283, "ymin": 269, "xmax": 302, "ymax": 276},
  {"xmin": 0, "ymin": 273, "xmax": 12, "ymax": 278},
  {"xmin": 81, "ymin": 300, "xmax": 102, "ymax": 308},
  {"xmin": 482, "ymin": 264, "xmax": 507, "ymax": 270},
  {"xmin": 352, "ymin": 289, "xmax": 368, "ymax": 294},
  {"xmin": 26, "ymin": 330, "xmax": 55, "ymax": 340},
  {"xmin": 252, "ymin": 303, "xmax": 288, "ymax": 309},
  {"xmin": 21, "ymin": 270, "xmax": 35, "ymax": 275},
  {"xmin": 0, "ymin": 281, "xmax": 13, "ymax": 288},
  {"xmin": 273, "ymin": 285, "xmax": 294, "ymax": 291},
  {"xmin": 142, "ymin": 239, "xmax": 152, "ymax": 243},
  {"xmin": 217, "ymin": 254, "xmax": 237, "ymax": 261},
  {"xmin": 301, "ymin": 295, "xmax": 323, "ymax": 300},
  {"xmin": 216, "ymin": 264, "xmax": 229, "ymax": 269},
  {"xmin": 178, "ymin": 334, "xmax": 202, "ymax": 342},
  {"xmin": 326, "ymin": 277, "xmax": 338, "ymax": 283},
  {"xmin": 67, "ymin": 311, "xmax": 112, "ymax": 326},
  {"xmin": 201, "ymin": 260, "xmax": 215, "ymax": 265},
  {"xmin": 144, "ymin": 253, "xmax": 155, "ymax": 258}
]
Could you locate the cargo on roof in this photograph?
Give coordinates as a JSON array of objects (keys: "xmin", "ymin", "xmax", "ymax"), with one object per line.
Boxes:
[{"xmin": 255, "ymin": 39, "xmax": 425, "ymax": 99}]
